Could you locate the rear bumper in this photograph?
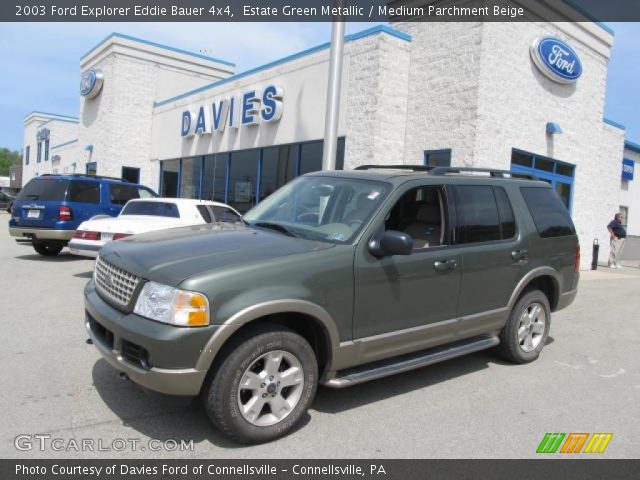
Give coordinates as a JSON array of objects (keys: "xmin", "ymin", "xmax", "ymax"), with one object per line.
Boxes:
[
  {"xmin": 69, "ymin": 240, "xmax": 102, "ymax": 258},
  {"xmin": 9, "ymin": 226, "xmax": 74, "ymax": 242},
  {"xmin": 556, "ymin": 288, "xmax": 578, "ymax": 311}
]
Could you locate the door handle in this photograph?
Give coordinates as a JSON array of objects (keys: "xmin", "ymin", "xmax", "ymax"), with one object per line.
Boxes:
[
  {"xmin": 511, "ymin": 249, "xmax": 529, "ymax": 261},
  {"xmin": 434, "ymin": 259, "xmax": 457, "ymax": 272}
]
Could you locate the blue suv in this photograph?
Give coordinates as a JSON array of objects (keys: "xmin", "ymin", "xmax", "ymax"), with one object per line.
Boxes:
[{"xmin": 9, "ymin": 174, "xmax": 157, "ymax": 256}]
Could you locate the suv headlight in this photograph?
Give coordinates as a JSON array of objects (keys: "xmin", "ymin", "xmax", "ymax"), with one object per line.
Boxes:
[{"xmin": 133, "ymin": 281, "xmax": 209, "ymax": 327}]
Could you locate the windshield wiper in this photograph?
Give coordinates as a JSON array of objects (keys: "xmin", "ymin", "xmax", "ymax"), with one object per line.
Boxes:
[{"xmin": 251, "ymin": 221, "xmax": 300, "ymax": 237}]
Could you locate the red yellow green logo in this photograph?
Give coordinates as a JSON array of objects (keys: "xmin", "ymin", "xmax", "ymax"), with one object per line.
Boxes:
[{"xmin": 537, "ymin": 433, "xmax": 613, "ymax": 454}]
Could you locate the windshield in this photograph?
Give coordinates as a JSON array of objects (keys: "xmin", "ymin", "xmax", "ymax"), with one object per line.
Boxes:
[
  {"xmin": 121, "ymin": 201, "xmax": 180, "ymax": 218},
  {"xmin": 243, "ymin": 176, "xmax": 389, "ymax": 243}
]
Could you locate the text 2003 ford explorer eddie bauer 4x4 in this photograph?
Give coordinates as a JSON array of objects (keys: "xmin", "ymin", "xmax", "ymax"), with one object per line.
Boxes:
[{"xmin": 84, "ymin": 166, "xmax": 579, "ymax": 444}]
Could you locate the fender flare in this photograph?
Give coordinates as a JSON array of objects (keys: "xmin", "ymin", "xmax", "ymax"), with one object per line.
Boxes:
[
  {"xmin": 195, "ymin": 299, "xmax": 341, "ymax": 372},
  {"xmin": 507, "ymin": 267, "xmax": 561, "ymax": 311}
]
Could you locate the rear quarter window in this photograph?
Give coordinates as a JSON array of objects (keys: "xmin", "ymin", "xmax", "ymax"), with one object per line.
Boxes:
[
  {"xmin": 196, "ymin": 205, "xmax": 213, "ymax": 223},
  {"xmin": 16, "ymin": 178, "xmax": 69, "ymax": 201},
  {"xmin": 520, "ymin": 187, "xmax": 576, "ymax": 238}
]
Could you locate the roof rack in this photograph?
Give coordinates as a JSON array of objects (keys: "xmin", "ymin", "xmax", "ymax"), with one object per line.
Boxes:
[
  {"xmin": 354, "ymin": 165, "xmax": 435, "ymax": 172},
  {"xmin": 429, "ymin": 167, "xmax": 539, "ymax": 180},
  {"xmin": 40, "ymin": 173, "xmax": 127, "ymax": 182}
]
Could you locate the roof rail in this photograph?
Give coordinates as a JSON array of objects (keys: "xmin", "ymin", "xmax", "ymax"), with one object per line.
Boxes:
[
  {"xmin": 354, "ymin": 164, "xmax": 435, "ymax": 172},
  {"xmin": 40, "ymin": 173, "xmax": 126, "ymax": 182},
  {"xmin": 429, "ymin": 167, "xmax": 539, "ymax": 180}
]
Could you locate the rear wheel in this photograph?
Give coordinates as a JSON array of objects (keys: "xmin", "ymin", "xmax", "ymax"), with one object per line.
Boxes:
[
  {"xmin": 497, "ymin": 289, "xmax": 550, "ymax": 364},
  {"xmin": 33, "ymin": 241, "xmax": 64, "ymax": 256},
  {"xmin": 204, "ymin": 326, "xmax": 318, "ymax": 444}
]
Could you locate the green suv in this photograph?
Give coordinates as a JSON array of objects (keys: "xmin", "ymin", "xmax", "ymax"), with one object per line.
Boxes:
[{"xmin": 84, "ymin": 166, "xmax": 579, "ymax": 443}]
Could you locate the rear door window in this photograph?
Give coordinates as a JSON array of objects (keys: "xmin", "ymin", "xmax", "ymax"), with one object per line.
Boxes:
[
  {"xmin": 109, "ymin": 184, "xmax": 155, "ymax": 205},
  {"xmin": 213, "ymin": 206, "xmax": 242, "ymax": 223},
  {"xmin": 17, "ymin": 178, "xmax": 69, "ymax": 201},
  {"xmin": 452, "ymin": 185, "xmax": 501, "ymax": 244},
  {"xmin": 520, "ymin": 187, "xmax": 576, "ymax": 237},
  {"xmin": 68, "ymin": 181, "xmax": 100, "ymax": 204}
]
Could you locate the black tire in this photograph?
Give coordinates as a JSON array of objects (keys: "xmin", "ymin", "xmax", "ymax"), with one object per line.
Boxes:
[
  {"xmin": 33, "ymin": 241, "xmax": 64, "ymax": 256},
  {"xmin": 204, "ymin": 326, "xmax": 318, "ymax": 444},
  {"xmin": 497, "ymin": 289, "xmax": 551, "ymax": 364}
]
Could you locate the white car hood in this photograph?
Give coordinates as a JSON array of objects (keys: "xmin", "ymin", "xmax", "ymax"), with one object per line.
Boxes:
[{"xmin": 78, "ymin": 215, "xmax": 189, "ymax": 234}]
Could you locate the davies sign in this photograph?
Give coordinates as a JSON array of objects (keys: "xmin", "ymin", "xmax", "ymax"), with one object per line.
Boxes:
[
  {"xmin": 181, "ymin": 85, "xmax": 283, "ymax": 138},
  {"xmin": 530, "ymin": 37, "xmax": 582, "ymax": 84}
]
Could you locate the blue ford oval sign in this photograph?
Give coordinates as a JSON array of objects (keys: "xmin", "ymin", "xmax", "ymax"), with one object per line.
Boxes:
[
  {"xmin": 80, "ymin": 68, "xmax": 104, "ymax": 98},
  {"xmin": 530, "ymin": 37, "xmax": 582, "ymax": 84}
]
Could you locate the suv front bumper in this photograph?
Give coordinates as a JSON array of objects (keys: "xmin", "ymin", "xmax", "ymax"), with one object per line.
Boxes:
[{"xmin": 84, "ymin": 280, "xmax": 216, "ymax": 396}]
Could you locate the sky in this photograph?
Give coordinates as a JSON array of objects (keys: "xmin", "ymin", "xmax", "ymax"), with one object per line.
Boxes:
[{"xmin": 0, "ymin": 21, "xmax": 638, "ymax": 152}]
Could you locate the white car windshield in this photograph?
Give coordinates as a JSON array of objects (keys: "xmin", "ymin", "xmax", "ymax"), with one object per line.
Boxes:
[
  {"xmin": 243, "ymin": 176, "xmax": 389, "ymax": 244},
  {"xmin": 121, "ymin": 201, "xmax": 180, "ymax": 218}
]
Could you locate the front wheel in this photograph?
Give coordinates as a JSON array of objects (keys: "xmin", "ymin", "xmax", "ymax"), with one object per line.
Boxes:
[
  {"xmin": 204, "ymin": 326, "xmax": 318, "ymax": 444},
  {"xmin": 497, "ymin": 289, "xmax": 551, "ymax": 364},
  {"xmin": 33, "ymin": 241, "xmax": 64, "ymax": 256}
]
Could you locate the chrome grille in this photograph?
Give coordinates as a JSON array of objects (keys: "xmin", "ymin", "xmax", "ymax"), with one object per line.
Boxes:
[{"xmin": 94, "ymin": 256, "xmax": 141, "ymax": 307}]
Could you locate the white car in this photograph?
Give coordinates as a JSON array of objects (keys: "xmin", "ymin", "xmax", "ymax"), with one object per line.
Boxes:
[{"xmin": 68, "ymin": 198, "xmax": 242, "ymax": 257}]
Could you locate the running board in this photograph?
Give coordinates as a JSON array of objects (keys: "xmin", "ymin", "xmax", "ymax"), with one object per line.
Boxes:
[{"xmin": 324, "ymin": 335, "xmax": 499, "ymax": 388}]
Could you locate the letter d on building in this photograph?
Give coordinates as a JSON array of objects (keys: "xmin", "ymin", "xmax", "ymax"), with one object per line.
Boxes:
[{"xmin": 181, "ymin": 111, "xmax": 195, "ymax": 138}]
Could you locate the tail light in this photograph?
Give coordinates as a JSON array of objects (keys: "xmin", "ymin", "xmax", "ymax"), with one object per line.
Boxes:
[
  {"xmin": 113, "ymin": 233, "xmax": 132, "ymax": 241},
  {"xmin": 574, "ymin": 244, "xmax": 581, "ymax": 272},
  {"xmin": 58, "ymin": 205, "xmax": 73, "ymax": 221},
  {"xmin": 73, "ymin": 230, "xmax": 100, "ymax": 241}
]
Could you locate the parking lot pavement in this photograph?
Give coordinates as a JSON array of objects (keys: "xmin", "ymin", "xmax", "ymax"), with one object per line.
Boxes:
[{"xmin": 1, "ymin": 211, "xmax": 639, "ymax": 459}]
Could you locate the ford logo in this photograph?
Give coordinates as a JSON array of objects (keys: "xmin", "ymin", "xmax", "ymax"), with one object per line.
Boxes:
[
  {"xmin": 80, "ymin": 68, "xmax": 104, "ymax": 99},
  {"xmin": 530, "ymin": 37, "xmax": 582, "ymax": 84}
]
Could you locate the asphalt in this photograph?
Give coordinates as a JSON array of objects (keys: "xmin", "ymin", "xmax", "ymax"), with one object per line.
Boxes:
[{"xmin": 1, "ymin": 211, "xmax": 638, "ymax": 459}]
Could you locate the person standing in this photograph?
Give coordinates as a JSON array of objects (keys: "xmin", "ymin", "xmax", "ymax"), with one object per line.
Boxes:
[{"xmin": 607, "ymin": 213, "xmax": 627, "ymax": 268}]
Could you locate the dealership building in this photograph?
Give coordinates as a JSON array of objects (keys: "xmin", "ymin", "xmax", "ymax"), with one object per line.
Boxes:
[{"xmin": 20, "ymin": 3, "xmax": 639, "ymax": 268}]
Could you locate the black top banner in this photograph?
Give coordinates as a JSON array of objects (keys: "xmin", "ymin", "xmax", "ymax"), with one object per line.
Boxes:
[{"xmin": 2, "ymin": 0, "xmax": 640, "ymax": 22}]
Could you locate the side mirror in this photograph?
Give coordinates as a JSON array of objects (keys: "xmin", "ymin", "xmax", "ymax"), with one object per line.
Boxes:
[{"xmin": 369, "ymin": 230, "xmax": 413, "ymax": 257}]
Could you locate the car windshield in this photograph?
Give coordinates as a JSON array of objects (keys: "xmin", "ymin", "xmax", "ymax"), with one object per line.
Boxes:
[
  {"xmin": 120, "ymin": 201, "xmax": 180, "ymax": 218},
  {"xmin": 243, "ymin": 176, "xmax": 389, "ymax": 244}
]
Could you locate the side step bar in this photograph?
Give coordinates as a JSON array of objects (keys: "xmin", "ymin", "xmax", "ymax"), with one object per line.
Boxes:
[{"xmin": 324, "ymin": 335, "xmax": 499, "ymax": 388}]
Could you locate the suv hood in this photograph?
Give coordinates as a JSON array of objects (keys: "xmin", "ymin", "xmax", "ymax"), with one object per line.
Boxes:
[{"xmin": 99, "ymin": 223, "xmax": 333, "ymax": 286}]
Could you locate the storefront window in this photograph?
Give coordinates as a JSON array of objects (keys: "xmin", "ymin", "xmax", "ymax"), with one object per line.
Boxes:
[
  {"xmin": 510, "ymin": 149, "xmax": 575, "ymax": 212},
  {"xmin": 299, "ymin": 141, "xmax": 323, "ymax": 176},
  {"xmin": 424, "ymin": 149, "xmax": 451, "ymax": 167},
  {"xmin": 260, "ymin": 145, "xmax": 297, "ymax": 201},
  {"xmin": 180, "ymin": 156, "xmax": 202, "ymax": 199},
  {"xmin": 202, "ymin": 154, "xmax": 229, "ymax": 203},
  {"xmin": 160, "ymin": 159, "xmax": 179, "ymax": 197},
  {"xmin": 229, "ymin": 149, "xmax": 259, "ymax": 213},
  {"xmin": 121, "ymin": 166, "xmax": 140, "ymax": 184},
  {"xmin": 158, "ymin": 137, "xmax": 345, "ymax": 207}
]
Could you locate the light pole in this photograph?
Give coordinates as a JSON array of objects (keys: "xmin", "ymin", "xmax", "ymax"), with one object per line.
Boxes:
[{"xmin": 321, "ymin": 20, "xmax": 345, "ymax": 171}]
